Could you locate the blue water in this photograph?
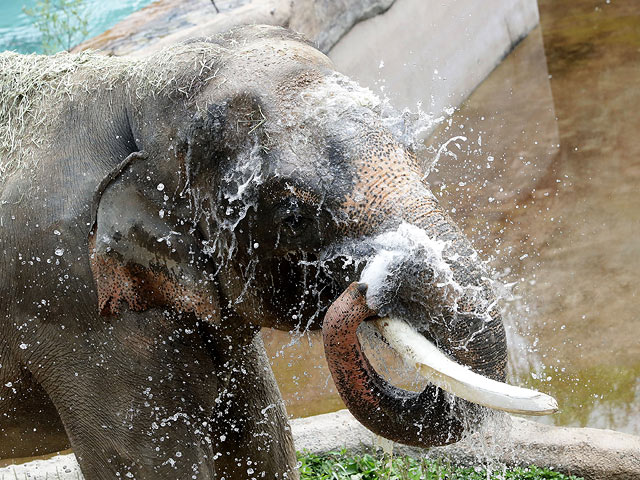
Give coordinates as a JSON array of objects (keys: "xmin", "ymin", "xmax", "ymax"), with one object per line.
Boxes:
[{"xmin": 0, "ymin": 0, "xmax": 153, "ymax": 54}]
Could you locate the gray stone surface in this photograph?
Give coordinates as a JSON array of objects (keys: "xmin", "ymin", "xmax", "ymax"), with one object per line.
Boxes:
[
  {"xmin": 289, "ymin": 0, "xmax": 395, "ymax": 53},
  {"xmin": 3, "ymin": 409, "xmax": 639, "ymax": 479},
  {"xmin": 292, "ymin": 410, "xmax": 640, "ymax": 480},
  {"xmin": 0, "ymin": 454, "xmax": 82, "ymax": 479},
  {"xmin": 329, "ymin": 0, "xmax": 540, "ymax": 115}
]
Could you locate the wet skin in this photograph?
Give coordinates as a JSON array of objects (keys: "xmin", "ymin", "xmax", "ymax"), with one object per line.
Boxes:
[{"xmin": 0, "ymin": 25, "xmax": 506, "ymax": 478}]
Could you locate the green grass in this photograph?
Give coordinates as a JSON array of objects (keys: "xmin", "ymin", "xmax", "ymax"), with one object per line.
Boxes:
[{"xmin": 297, "ymin": 450, "xmax": 584, "ymax": 480}]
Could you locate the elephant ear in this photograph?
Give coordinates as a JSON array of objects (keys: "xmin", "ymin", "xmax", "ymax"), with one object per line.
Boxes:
[{"xmin": 89, "ymin": 151, "xmax": 220, "ymax": 321}]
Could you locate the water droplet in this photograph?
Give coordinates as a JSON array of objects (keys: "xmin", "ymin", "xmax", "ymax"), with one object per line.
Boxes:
[
  {"xmin": 157, "ymin": 183, "xmax": 165, "ymax": 191},
  {"xmin": 54, "ymin": 248, "xmax": 64, "ymax": 257}
]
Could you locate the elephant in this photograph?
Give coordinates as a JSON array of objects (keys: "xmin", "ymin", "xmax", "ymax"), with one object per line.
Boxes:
[{"xmin": 0, "ymin": 25, "xmax": 555, "ymax": 479}]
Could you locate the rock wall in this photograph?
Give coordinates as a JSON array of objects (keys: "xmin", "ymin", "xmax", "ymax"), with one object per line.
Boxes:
[{"xmin": 73, "ymin": 0, "xmax": 397, "ymax": 57}]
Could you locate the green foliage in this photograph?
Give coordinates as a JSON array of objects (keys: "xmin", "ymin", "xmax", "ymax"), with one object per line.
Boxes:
[
  {"xmin": 23, "ymin": 0, "xmax": 89, "ymax": 54},
  {"xmin": 297, "ymin": 450, "xmax": 584, "ymax": 480}
]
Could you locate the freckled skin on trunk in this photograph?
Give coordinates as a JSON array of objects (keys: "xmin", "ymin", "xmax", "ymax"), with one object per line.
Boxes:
[
  {"xmin": 323, "ymin": 283, "xmax": 468, "ymax": 447},
  {"xmin": 322, "ymin": 129, "xmax": 507, "ymax": 445}
]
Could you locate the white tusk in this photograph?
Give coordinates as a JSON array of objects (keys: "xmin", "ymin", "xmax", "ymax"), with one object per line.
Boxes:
[{"xmin": 373, "ymin": 316, "xmax": 559, "ymax": 416}]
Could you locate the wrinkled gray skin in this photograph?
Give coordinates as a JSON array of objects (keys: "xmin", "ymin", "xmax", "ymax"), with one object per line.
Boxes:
[{"xmin": 0, "ymin": 26, "xmax": 506, "ymax": 479}]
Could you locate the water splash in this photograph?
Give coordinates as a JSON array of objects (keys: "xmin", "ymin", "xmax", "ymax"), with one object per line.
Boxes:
[{"xmin": 359, "ymin": 222, "xmax": 461, "ymax": 311}]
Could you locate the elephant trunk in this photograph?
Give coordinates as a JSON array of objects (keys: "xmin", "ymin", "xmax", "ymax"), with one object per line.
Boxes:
[
  {"xmin": 323, "ymin": 283, "xmax": 466, "ymax": 446},
  {"xmin": 323, "ymin": 159, "xmax": 556, "ymax": 446},
  {"xmin": 406, "ymin": 194, "xmax": 509, "ymax": 377}
]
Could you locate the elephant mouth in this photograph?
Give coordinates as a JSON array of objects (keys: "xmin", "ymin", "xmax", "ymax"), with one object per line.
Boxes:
[{"xmin": 322, "ymin": 282, "xmax": 558, "ymax": 447}]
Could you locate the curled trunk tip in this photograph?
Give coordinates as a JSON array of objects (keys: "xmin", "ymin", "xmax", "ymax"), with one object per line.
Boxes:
[{"xmin": 322, "ymin": 282, "xmax": 465, "ymax": 447}]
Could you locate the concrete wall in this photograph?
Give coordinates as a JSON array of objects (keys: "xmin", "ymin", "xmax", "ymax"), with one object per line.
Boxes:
[{"xmin": 330, "ymin": 0, "xmax": 539, "ymax": 115}]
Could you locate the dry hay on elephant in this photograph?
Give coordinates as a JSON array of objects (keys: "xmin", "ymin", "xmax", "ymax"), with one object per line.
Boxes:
[{"xmin": 0, "ymin": 42, "xmax": 225, "ymax": 183}]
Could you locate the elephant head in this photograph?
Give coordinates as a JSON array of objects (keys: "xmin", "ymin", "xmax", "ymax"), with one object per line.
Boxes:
[{"xmin": 90, "ymin": 26, "xmax": 556, "ymax": 448}]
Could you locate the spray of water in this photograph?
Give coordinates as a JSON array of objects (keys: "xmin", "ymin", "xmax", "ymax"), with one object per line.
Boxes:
[{"xmin": 168, "ymin": 67, "xmax": 540, "ymax": 466}]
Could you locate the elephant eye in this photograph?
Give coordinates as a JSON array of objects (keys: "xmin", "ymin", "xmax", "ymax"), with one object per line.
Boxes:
[{"xmin": 282, "ymin": 212, "xmax": 309, "ymax": 236}]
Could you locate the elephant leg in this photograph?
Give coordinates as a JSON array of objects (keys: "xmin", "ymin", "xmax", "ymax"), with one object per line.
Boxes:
[
  {"xmin": 211, "ymin": 331, "xmax": 298, "ymax": 480},
  {"xmin": 29, "ymin": 310, "xmax": 221, "ymax": 479}
]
